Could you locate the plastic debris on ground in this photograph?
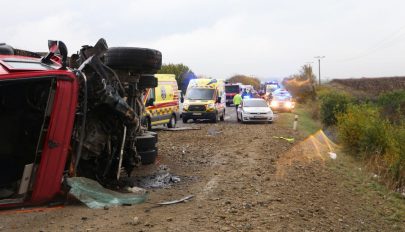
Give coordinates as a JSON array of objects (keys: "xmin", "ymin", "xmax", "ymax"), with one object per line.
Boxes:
[
  {"xmin": 207, "ymin": 127, "xmax": 223, "ymax": 136},
  {"xmin": 272, "ymin": 136, "xmax": 295, "ymax": 143},
  {"xmin": 328, "ymin": 152, "xmax": 337, "ymax": 160},
  {"xmin": 156, "ymin": 195, "xmax": 194, "ymax": 205},
  {"xmin": 66, "ymin": 177, "xmax": 147, "ymax": 209}
]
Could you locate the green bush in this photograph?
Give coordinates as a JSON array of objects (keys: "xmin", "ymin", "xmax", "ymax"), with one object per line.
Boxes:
[
  {"xmin": 319, "ymin": 90, "xmax": 352, "ymax": 126},
  {"xmin": 377, "ymin": 90, "xmax": 405, "ymax": 123},
  {"xmin": 337, "ymin": 104, "xmax": 404, "ymax": 187}
]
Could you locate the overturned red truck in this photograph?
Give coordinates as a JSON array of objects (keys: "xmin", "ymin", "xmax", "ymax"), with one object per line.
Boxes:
[{"xmin": 0, "ymin": 39, "xmax": 160, "ymax": 208}]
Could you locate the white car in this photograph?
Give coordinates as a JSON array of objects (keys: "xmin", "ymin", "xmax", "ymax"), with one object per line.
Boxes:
[{"xmin": 237, "ymin": 98, "xmax": 274, "ymax": 123}]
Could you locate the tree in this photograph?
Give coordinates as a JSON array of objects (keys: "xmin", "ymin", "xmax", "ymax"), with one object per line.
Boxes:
[
  {"xmin": 158, "ymin": 63, "xmax": 196, "ymax": 93},
  {"xmin": 227, "ymin": 74, "xmax": 261, "ymax": 90},
  {"xmin": 283, "ymin": 65, "xmax": 317, "ymax": 102}
]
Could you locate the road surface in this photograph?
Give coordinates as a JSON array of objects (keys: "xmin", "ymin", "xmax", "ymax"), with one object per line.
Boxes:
[{"xmin": 1, "ymin": 107, "xmax": 403, "ymax": 231}]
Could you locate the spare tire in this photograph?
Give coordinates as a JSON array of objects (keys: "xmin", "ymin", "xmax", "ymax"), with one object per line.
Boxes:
[
  {"xmin": 139, "ymin": 148, "xmax": 158, "ymax": 165},
  {"xmin": 104, "ymin": 47, "xmax": 162, "ymax": 73},
  {"xmin": 136, "ymin": 134, "xmax": 157, "ymax": 152}
]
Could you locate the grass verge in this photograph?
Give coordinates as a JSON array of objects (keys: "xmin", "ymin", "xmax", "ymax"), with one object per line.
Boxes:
[{"xmin": 276, "ymin": 103, "xmax": 321, "ymax": 137}]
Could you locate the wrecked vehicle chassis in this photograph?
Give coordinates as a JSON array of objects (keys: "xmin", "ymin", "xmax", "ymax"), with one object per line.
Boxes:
[{"xmin": 0, "ymin": 39, "xmax": 161, "ymax": 208}]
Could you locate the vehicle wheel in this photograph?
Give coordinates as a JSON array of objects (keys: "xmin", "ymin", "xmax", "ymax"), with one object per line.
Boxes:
[
  {"xmin": 139, "ymin": 148, "xmax": 158, "ymax": 165},
  {"xmin": 212, "ymin": 112, "xmax": 219, "ymax": 123},
  {"xmin": 167, "ymin": 114, "xmax": 176, "ymax": 128},
  {"xmin": 220, "ymin": 109, "xmax": 225, "ymax": 121},
  {"xmin": 241, "ymin": 114, "xmax": 245, "ymax": 124},
  {"xmin": 237, "ymin": 114, "xmax": 241, "ymax": 122},
  {"xmin": 104, "ymin": 47, "xmax": 162, "ymax": 73},
  {"xmin": 144, "ymin": 131, "xmax": 158, "ymax": 143},
  {"xmin": 182, "ymin": 117, "xmax": 188, "ymax": 123},
  {"xmin": 136, "ymin": 134, "xmax": 157, "ymax": 152}
]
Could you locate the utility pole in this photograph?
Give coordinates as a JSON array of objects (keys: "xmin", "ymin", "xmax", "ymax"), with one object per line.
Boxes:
[{"xmin": 314, "ymin": 56, "xmax": 325, "ymax": 85}]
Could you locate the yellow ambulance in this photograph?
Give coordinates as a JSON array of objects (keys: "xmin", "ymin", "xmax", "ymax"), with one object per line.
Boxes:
[
  {"xmin": 182, "ymin": 78, "xmax": 226, "ymax": 123},
  {"xmin": 143, "ymin": 74, "xmax": 180, "ymax": 129}
]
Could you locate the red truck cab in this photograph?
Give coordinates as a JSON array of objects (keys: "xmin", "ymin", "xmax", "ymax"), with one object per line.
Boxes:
[
  {"xmin": 0, "ymin": 54, "xmax": 78, "ymax": 208},
  {"xmin": 225, "ymin": 83, "xmax": 242, "ymax": 106}
]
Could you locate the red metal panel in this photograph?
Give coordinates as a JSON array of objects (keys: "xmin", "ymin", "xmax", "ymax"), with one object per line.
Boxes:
[{"xmin": 30, "ymin": 74, "xmax": 78, "ymax": 203}]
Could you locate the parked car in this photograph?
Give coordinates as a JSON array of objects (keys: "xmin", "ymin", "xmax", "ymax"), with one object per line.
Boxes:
[
  {"xmin": 182, "ymin": 78, "xmax": 226, "ymax": 123},
  {"xmin": 237, "ymin": 98, "xmax": 274, "ymax": 123},
  {"xmin": 270, "ymin": 89, "xmax": 295, "ymax": 112}
]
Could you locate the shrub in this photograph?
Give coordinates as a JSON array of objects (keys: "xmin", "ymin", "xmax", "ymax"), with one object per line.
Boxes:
[
  {"xmin": 319, "ymin": 90, "xmax": 352, "ymax": 126},
  {"xmin": 377, "ymin": 90, "xmax": 405, "ymax": 123},
  {"xmin": 338, "ymin": 104, "xmax": 404, "ymax": 188}
]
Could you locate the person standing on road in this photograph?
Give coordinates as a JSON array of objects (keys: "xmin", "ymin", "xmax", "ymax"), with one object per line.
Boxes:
[{"xmin": 233, "ymin": 92, "xmax": 242, "ymax": 116}]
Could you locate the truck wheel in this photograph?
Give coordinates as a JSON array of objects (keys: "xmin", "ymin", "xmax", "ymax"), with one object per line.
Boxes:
[
  {"xmin": 104, "ymin": 47, "xmax": 162, "ymax": 73},
  {"xmin": 144, "ymin": 131, "xmax": 158, "ymax": 143},
  {"xmin": 167, "ymin": 114, "xmax": 176, "ymax": 128},
  {"xmin": 136, "ymin": 134, "xmax": 157, "ymax": 152},
  {"xmin": 139, "ymin": 148, "xmax": 158, "ymax": 165},
  {"xmin": 182, "ymin": 117, "xmax": 188, "ymax": 123},
  {"xmin": 212, "ymin": 113, "xmax": 219, "ymax": 123}
]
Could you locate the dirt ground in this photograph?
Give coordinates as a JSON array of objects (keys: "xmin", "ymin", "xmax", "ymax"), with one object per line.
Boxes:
[{"xmin": 0, "ymin": 108, "xmax": 404, "ymax": 231}]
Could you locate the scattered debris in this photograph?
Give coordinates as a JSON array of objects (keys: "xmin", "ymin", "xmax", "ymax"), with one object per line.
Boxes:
[
  {"xmin": 128, "ymin": 165, "xmax": 181, "ymax": 189},
  {"xmin": 272, "ymin": 136, "xmax": 295, "ymax": 143},
  {"xmin": 163, "ymin": 127, "xmax": 201, "ymax": 131},
  {"xmin": 328, "ymin": 152, "xmax": 337, "ymax": 160},
  {"xmin": 208, "ymin": 127, "xmax": 223, "ymax": 136},
  {"xmin": 156, "ymin": 195, "xmax": 194, "ymax": 205},
  {"xmin": 66, "ymin": 177, "xmax": 147, "ymax": 209}
]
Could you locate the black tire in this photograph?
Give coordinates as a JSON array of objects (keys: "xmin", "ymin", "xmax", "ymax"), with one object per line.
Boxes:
[
  {"xmin": 136, "ymin": 134, "xmax": 157, "ymax": 152},
  {"xmin": 138, "ymin": 75, "xmax": 158, "ymax": 89},
  {"xmin": 212, "ymin": 112, "xmax": 219, "ymax": 123},
  {"xmin": 167, "ymin": 114, "xmax": 176, "ymax": 128},
  {"xmin": 139, "ymin": 149, "xmax": 158, "ymax": 165},
  {"xmin": 182, "ymin": 117, "xmax": 188, "ymax": 123},
  {"xmin": 220, "ymin": 109, "xmax": 225, "ymax": 121},
  {"xmin": 104, "ymin": 47, "xmax": 162, "ymax": 73},
  {"xmin": 144, "ymin": 131, "xmax": 158, "ymax": 143}
]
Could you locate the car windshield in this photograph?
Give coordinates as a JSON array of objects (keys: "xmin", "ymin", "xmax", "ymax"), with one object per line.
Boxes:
[
  {"xmin": 225, "ymin": 85, "xmax": 239, "ymax": 93},
  {"xmin": 243, "ymin": 100, "xmax": 268, "ymax": 107},
  {"xmin": 186, "ymin": 88, "xmax": 215, "ymax": 100}
]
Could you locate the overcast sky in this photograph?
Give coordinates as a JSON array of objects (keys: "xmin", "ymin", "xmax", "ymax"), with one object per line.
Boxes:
[{"xmin": 2, "ymin": 0, "xmax": 405, "ymax": 80}]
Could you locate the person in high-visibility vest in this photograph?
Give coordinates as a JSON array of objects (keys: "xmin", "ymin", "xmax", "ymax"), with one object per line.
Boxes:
[{"xmin": 233, "ymin": 92, "xmax": 242, "ymax": 117}]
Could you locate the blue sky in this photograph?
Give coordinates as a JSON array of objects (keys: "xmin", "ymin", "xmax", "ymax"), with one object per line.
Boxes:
[{"xmin": 2, "ymin": 0, "xmax": 405, "ymax": 80}]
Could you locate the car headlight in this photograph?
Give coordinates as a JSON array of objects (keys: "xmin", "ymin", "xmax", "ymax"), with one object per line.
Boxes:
[
  {"xmin": 207, "ymin": 103, "xmax": 215, "ymax": 109},
  {"xmin": 270, "ymin": 101, "xmax": 278, "ymax": 107}
]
